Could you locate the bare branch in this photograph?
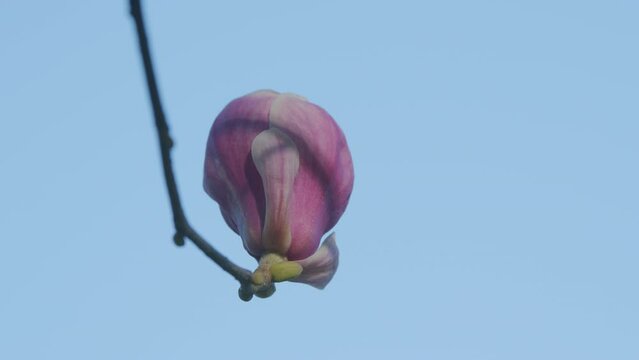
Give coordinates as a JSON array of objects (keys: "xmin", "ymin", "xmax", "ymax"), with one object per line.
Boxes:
[{"xmin": 129, "ymin": 0, "xmax": 269, "ymax": 301}]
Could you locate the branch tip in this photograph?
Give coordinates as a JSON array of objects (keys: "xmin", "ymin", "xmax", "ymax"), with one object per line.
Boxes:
[{"xmin": 173, "ymin": 233, "xmax": 186, "ymax": 246}]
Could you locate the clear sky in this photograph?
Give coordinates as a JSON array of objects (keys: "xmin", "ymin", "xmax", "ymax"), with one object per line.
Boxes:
[{"xmin": 1, "ymin": 1, "xmax": 638, "ymax": 359}]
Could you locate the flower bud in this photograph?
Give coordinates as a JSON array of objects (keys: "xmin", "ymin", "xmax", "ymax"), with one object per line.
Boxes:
[{"xmin": 204, "ymin": 90, "xmax": 353, "ymax": 289}]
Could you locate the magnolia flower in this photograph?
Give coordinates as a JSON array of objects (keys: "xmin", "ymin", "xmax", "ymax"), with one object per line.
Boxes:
[{"xmin": 204, "ymin": 90, "xmax": 354, "ymax": 290}]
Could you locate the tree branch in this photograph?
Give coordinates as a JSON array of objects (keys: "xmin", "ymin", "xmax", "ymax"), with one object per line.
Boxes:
[{"xmin": 129, "ymin": 0, "xmax": 270, "ymax": 301}]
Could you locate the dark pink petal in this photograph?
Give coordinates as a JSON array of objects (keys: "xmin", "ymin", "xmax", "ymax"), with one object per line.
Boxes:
[
  {"xmin": 204, "ymin": 90, "xmax": 277, "ymax": 258},
  {"xmin": 269, "ymin": 94, "xmax": 354, "ymax": 260}
]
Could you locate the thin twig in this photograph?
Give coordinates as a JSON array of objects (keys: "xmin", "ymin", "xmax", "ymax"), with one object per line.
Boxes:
[{"xmin": 129, "ymin": 0, "xmax": 266, "ymax": 301}]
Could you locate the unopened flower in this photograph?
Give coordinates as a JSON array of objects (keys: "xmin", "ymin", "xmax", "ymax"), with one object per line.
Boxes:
[{"xmin": 204, "ymin": 90, "xmax": 354, "ymax": 290}]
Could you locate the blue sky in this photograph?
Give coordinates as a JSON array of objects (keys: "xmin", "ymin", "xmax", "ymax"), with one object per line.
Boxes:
[{"xmin": 1, "ymin": 1, "xmax": 638, "ymax": 359}]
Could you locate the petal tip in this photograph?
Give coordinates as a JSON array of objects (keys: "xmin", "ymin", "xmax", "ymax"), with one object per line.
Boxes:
[{"xmin": 292, "ymin": 233, "xmax": 339, "ymax": 289}]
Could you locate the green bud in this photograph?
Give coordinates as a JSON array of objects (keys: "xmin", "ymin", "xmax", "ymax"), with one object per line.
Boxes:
[{"xmin": 270, "ymin": 261, "xmax": 303, "ymax": 282}]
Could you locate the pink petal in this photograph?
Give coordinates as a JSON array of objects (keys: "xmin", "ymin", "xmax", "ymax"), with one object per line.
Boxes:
[
  {"xmin": 204, "ymin": 90, "xmax": 277, "ymax": 258},
  {"xmin": 269, "ymin": 94, "xmax": 354, "ymax": 260},
  {"xmin": 251, "ymin": 128, "xmax": 300, "ymax": 255},
  {"xmin": 291, "ymin": 233, "xmax": 339, "ymax": 289}
]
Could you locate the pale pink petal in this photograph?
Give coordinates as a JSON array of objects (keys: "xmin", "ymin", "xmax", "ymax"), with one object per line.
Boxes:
[
  {"xmin": 291, "ymin": 233, "xmax": 339, "ymax": 289},
  {"xmin": 251, "ymin": 129, "xmax": 300, "ymax": 255}
]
